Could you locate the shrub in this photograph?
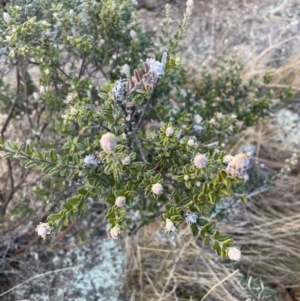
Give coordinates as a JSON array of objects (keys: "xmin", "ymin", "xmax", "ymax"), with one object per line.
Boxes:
[{"xmin": 0, "ymin": 0, "xmax": 285, "ymax": 261}]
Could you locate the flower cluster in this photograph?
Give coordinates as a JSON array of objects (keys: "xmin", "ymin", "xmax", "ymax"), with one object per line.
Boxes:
[
  {"xmin": 84, "ymin": 154, "xmax": 101, "ymax": 167},
  {"xmin": 185, "ymin": 212, "xmax": 198, "ymax": 225},
  {"xmin": 193, "ymin": 153, "xmax": 208, "ymax": 169},
  {"xmin": 111, "ymin": 79, "xmax": 125, "ymax": 102},
  {"xmin": 224, "ymin": 153, "xmax": 250, "ymax": 180},
  {"xmin": 100, "ymin": 133, "xmax": 117, "ymax": 152}
]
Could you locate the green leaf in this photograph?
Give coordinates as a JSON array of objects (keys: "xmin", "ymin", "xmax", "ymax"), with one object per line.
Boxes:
[
  {"xmin": 49, "ymin": 149, "xmax": 57, "ymax": 162},
  {"xmin": 67, "ymin": 196, "xmax": 80, "ymax": 206},
  {"xmin": 25, "ymin": 144, "xmax": 33, "ymax": 155},
  {"xmin": 42, "ymin": 164, "xmax": 56, "ymax": 174},
  {"xmin": 24, "ymin": 160, "xmax": 37, "ymax": 168}
]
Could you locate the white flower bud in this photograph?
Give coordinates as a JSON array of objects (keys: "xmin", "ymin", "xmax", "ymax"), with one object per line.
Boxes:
[
  {"xmin": 227, "ymin": 247, "xmax": 241, "ymax": 261},
  {"xmin": 166, "ymin": 127, "xmax": 174, "ymax": 137},
  {"xmin": 209, "ymin": 118, "xmax": 216, "ymax": 125},
  {"xmin": 184, "ymin": 175, "xmax": 189, "ymax": 181},
  {"xmin": 130, "ymin": 29, "xmax": 137, "ymax": 40},
  {"xmin": 121, "ymin": 156, "xmax": 131, "ymax": 165},
  {"xmin": 186, "ymin": 0, "xmax": 194, "ymax": 14},
  {"xmin": 193, "ymin": 154, "xmax": 208, "ymax": 169},
  {"xmin": 121, "ymin": 64, "xmax": 131, "ymax": 78},
  {"xmin": 165, "ymin": 219, "xmax": 176, "ymax": 232},
  {"xmin": 33, "ymin": 92, "xmax": 40, "ymax": 100},
  {"xmin": 100, "ymin": 133, "xmax": 117, "ymax": 152},
  {"xmin": 187, "ymin": 139, "xmax": 194, "ymax": 146},
  {"xmin": 216, "ymin": 112, "xmax": 224, "ymax": 119},
  {"xmin": 115, "ymin": 196, "xmax": 126, "ymax": 207},
  {"xmin": 3, "ymin": 12, "xmax": 11, "ymax": 24},
  {"xmin": 109, "ymin": 225, "xmax": 120, "ymax": 239},
  {"xmin": 66, "ymin": 93, "xmax": 73, "ymax": 102},
  {"xmin": 70, "ymin": 108, "xmax": 78, "ymax": 115},
  {"xmin": 195, "ymin": 181, "xmax": 201, "ymax": 187},
  {"xmin": 152, "ymin": 183, "xmax": 163, "ymax": 195},
  {"xmin": 35, "ymin": 222, "xmax": 51, "ymax": 240},
  {"xmin": 39, "ymin": 85, "xmax": 46, "ymax": 94}
]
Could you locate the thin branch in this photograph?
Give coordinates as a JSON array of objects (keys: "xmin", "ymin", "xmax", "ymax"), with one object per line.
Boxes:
[
  {"xmin": 133, "ymin": 86, "xmax": 157, "ymax": 134},
  {"xmin": 134, "ymin": 134, "xmax": 148, "ymax": 163},
  {"xmin": 1, "ymin": 100, "xmax": 17, "ymax": 138}
]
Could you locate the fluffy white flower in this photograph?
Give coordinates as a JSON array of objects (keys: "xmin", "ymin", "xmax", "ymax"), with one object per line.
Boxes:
[
  {"xmin": 226, "ymin": 153, "xmax": 250, "ymax": 180},
  {"xmin": 165, "ymin": 219, "xmax": 176, "ymax": 232},
  {"xmin": 84, "ymin": 154, "xmax": 100, "ymax": 167},
  {"xmin": 166, "ymin": 127, "xmax": 174, "ymax": 137},
  {"xmin": 115, "ymin": 196, "xmax": 126, "ymax": 207},
  {"xmin": 146, "ymin": 58, "xmax": 164, "ymax": 78},
  {"xmin": 193, "ymin": 125, "xmax": 203, "ymax": 133},
  {"xmin": 100, "ymin": 133, "xmax": 117, "ymax": 152},
  {"xmin": 227, "ymin": 247, "xmax": 241, "ymax": 261},
  {"xmin": 194, "ymin": 154, "xmax": 208, "ymax": 169},
  {"xmin": 35, "ymin": 223, "xmax": 51, "ymax": 240},
  {"xmin": 185, "ymin": 212, "xmax": 198, "ymax": 225},
  {"xmin": 152, "ymin": 183, "xmax": 163, "ymax": 195}
]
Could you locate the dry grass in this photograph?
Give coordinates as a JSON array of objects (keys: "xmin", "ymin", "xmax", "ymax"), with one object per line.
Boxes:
[{"xmin": 125, "ymin": 223, "xmax": 246, "ymax": 301}]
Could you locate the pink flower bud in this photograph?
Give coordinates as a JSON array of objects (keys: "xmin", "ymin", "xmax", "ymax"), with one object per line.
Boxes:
[
  {"xmin": 166, "ymin": 127, "xmax": 174, "ymax": 137},
  {"xmin": 227, "ymin": 247, "xmax": 241, "ymax": 261},
  {"xmin": 100, "ymin": 133, "xmax": 117, "ymax": 152},
  {"xmin": 193, "ymin": 154, "xmax": 208, "ymax": 169},
  {"xmin": 165, "ymin": 219, "xmax": 176, "ymax": 232},
  {"xmin": 187, "ymin": 139, "xmax": 194, "ymax": 146},
  {"xmin": 115, "ymin": 196, "xmax": 126, "ymax": 207},
  {"xmin": 70, "ymin": 108, "xmax": 78, "ymax": 115},
  {"xmin": 152, "ymin": 183, "xmax": 163, "ymax": 195},
  {"xmin": 109, "ymin": 225, "xmax": 120, "ymax": 239},
  {"xmin": 121, "ymin": 156, "xmax": 130, "ymax": 165}
]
